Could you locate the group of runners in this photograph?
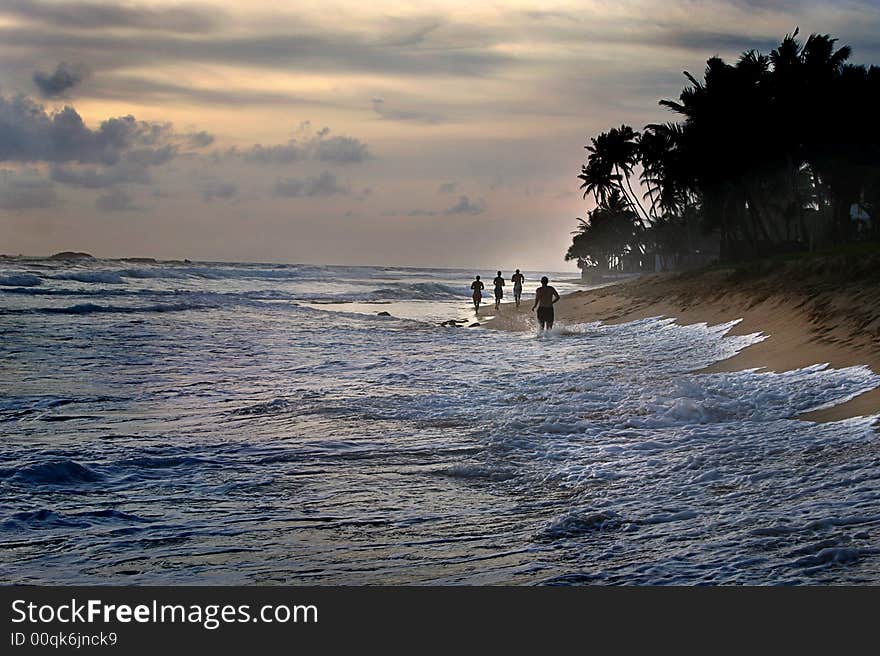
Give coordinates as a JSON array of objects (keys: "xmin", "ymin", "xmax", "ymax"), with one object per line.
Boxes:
[{"xmin": 470, "ymin": 270, "xmax": 560, "ymax": 331}]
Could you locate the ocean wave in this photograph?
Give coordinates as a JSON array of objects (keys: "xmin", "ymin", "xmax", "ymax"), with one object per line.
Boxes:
[
  {"xmin": 5, "ymin": 460, "xmax": 103, "ymax": 485},
  {"xmin": 118, "ymin": 268, "xmax": 188, "ymax": 279},
  {"xmin": 0, "ymin": 287, "xmax": 301, "ymax": 303},
  {"xmin": 18, "ymin": 302, "xmax": 218, "ymax": 315},
  {"xmin": 76, "ymin": 508, "xmax": 151, "ymax": 522},
  {"xmin": 437, "ymin": 464, "xmax": 518, "ymax": 481},
  {"xmin": 371, "ymin": 282, "xmax": 464, "ymax": 300},
  {"xmin": 536, "ymin": 509, "xmax": 622, "ymax": 540},
  {"xmin": 305, "ymin": 282, "xmax": 467, "ymax": 303},
  {"xmin": 2, "ymin": 508, "xmax": 150, "ymax": 530},
  {"xmin": 51, "ymin": 271, "xmax": 125, "ymax": 284},
  {"xmin": 180, "ymin": 265, "xmax": 327, "ymax": 281},
  {"xmin": 0, "ymin": 273, "xmax": 41, "ymax": 286},
  {"xmin": 2, "ymin": 509, "xmax": 89, "ymax": 529},
  {"xmin": 119, "ymin": 456, "xmax": 209, "ymax": 469},
  {"xmin": 230, "ymin": 398, "xmax": 296, "ymax": 416}
]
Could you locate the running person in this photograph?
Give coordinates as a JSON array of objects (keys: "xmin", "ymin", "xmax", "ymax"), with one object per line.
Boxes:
[
  {"xmin": 471, "ymin": 275, "xmax": 484, "ymax": 313},
  {"xmin": 492, "ymin": 271, "xmax": 505, "ymax": 310},
  {"xmin": 532, "ymin": 276, "xmax": 560, "ymax": 331},
  {"xmin": 511, "ymin": 269, "xmax": 525, "ymax": 307}
]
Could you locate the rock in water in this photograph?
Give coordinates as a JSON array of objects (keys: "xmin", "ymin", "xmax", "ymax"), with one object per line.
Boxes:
[
  {"xmin": 377, "ymin": 311, "xmax": 391, "ymax": 316},
  {"xmin": 48, "ymin": 251, "xmax": 94, "ymax": 260}
]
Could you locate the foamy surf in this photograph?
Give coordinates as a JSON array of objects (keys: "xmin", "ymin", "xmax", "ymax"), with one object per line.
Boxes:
[{"xmin": 1, "ymin": 259, "xmax": 878, "ymax": 584}]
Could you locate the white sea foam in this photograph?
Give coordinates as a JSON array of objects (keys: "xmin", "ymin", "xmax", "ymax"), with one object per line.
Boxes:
[{"xmin": 1, "ymin": 259, "xmax": 878, "ymax": 585}]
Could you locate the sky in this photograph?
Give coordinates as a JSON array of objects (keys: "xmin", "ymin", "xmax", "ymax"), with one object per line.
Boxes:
[{"xmin": 1, "ymin": 0, "xmax": 879, "ymax": 269}]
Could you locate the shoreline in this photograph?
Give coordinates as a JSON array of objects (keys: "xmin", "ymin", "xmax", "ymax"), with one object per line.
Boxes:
[{"xmin": 484, "ymin": 262, "xmax": 880, "ymax": 423}]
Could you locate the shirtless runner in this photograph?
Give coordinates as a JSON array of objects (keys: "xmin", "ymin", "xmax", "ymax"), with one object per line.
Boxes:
[
  {"xmin": 532, "ymin": 276, "xmax": 560, "ymax": 331},
  {"xmin": 511, "ymin": 269, "xmax": 525, "ymax": 307},
  {"xmin": 492, "ymin": 271, "xmax": 505, "ymax": 310},
  {"xmin": 471, "ymin": 275, "xmax": 484, "ymax": 313}
]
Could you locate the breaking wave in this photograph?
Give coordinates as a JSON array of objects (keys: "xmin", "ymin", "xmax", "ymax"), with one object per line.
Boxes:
[{"xmin": 0, "ymin": 273, "xmax": 41, "ymax": 286}]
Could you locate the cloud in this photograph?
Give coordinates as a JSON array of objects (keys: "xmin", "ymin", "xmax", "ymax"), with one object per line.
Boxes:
[
  {"xmin": 521, "ymin": 10, "xmax": 578, "ymax": 22},
  {"xmin": 237, "ymin": 142, "xmax": 305, "ymax": 164},
  {"xmin": 0, "ymin": 92, "xmax": 192, "ymax": 194},
  {"xmin": 273, "ymin": 171, "xmax": 349, "ymax": 197},
  {"xmin": 78, "ymin": 75, "xmax": 354, "ymax": 110},
  {"xmin": 48, "ymin": 145, "xmax": 176, "ymax": 189},
  {"xmin": 232, "ymin": 129, "xmax": 371, "ymax": 166},
  {"xmin": 312, "ymin": 135, "xmax": 371, "ymax": 164},
  {"xmin": 0, "ymin": 92, "xmax": 174, "ymax": 166},
  {"xmin": 371, "ymin": 98, "xmax": 444, "ymax": 124},
  {"xmin": 0, "ymin": 24, "xmax": 512, "ymax": 80},
  {"xmin": 95, "ymin": 188, "xmax": 138, "ymax": 212},
  {"xmin": 446, "ymin": 195, "xmax": 485, "ymax": 215},
  {"xmin": 0, "ymin": 168, "xmax": 56, "ymax": 210},
  {"xmin": 32, "ymin": 61, "xmax": 87, "ymax": 98},
  {"xmin": 2, "ymin": 0, "xmax": 222, "ymax": 33},
  {"xmin": 49, "ymin": 162, "xmax": 149, "ymax": 188},
  {"xmin": 404, "ymin": 191, "xmax": 484, "ymax": 217},
  {"xmin": 187, "ymin": 130, "xmax": 215, "ymax": 148},
  {"xmin": 202, "ymin": 182, "xmax": 238, "ymax": 202}
]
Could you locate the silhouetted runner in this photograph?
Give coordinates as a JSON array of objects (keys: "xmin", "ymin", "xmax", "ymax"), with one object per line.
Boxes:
[
  {"xmin": 493, "ymin": 271, "xmax": 505, "ymax": 310},
  {"xmin": 511, "ymin": 269, "xmax": 525, "ymax": 307},
  {"xmin": 532, "ymin": 276, "xmax": 560, "ymax": 331},
  {"xmin": 471, "ymin": 275, "xmax": 484, "ymax": 313}
]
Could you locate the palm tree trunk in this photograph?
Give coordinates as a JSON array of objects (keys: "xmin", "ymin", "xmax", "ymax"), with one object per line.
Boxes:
[
  {"xmin": 787, "ymin": 153, "xmax": 808, "ymax": 247},
  {"xmin": 618, "ymin": 166, "xmax": 652, "ymax": 227}
]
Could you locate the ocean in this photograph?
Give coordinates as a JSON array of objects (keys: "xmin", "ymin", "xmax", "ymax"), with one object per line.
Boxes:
[{"xmin": 1, "ymin": 258, "xmax": 879, "ymax": 584}]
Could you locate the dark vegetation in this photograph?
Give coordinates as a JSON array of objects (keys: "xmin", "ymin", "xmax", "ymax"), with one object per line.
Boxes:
[{"xmin": 567, "ymin": 29, "xmax": 880, "ymax": 276}]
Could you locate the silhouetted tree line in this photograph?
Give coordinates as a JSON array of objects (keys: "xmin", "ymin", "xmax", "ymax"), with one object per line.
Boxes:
[{"xmin": 567, "ymin": 29, "xmax": 880, "ymax": 274}]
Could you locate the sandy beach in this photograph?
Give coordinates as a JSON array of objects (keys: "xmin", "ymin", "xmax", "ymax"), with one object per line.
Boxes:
[{"xmin": 486, "ymin": 259, "xmax": 880, "ymax": 422}]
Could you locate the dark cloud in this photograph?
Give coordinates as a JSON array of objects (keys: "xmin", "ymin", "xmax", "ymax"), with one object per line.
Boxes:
[
  {"xmin": 125, "ymin": 145, "xmax": 176, "ymax": 166},
  {"xmin": 404, "ymin": 193, "xmax": 485, "ymax": 218},
  {"xmin": 657, "ymin": 28, "xmax": 780, "ymax": 55},
  {"xmin": 446, "ymin": 195, "xmax": 485, "ymax": 215},
  {"xmin": 0, "ymin": 168, "xmax": 56, "ymax": 210},
  {"xmin": 437, "ymin": 182, "xmax": 458, "ymax": 194},
  {"xmin": 187, "ymin": 131, "xmax": 215, "ymax": 148},
  {"xmin": 202, "ymin": 182, "xmax": 238, "ymax": 202},
  {"xmin": 0, "ymin": 93, "xmax": 174, "ymax": 166},
  {"xmin": 379, "ymin": 18, "xmax": 443, "ymax": 48},
  {"xmin": 232, "ymin": 131, "xmax": 371, "ymax": 166},
  {"xmin": 95, "ymin": 188, "xmax": 138, "ymax": 212},
  {"xmin": 48, "ymin": 145, "xmax": 175, "ymax": 189},
  {"xmin": 312, "ymin": 135, "xmax": 371, "ymax": 164},
  {"xmin": 2, "ymin": 3, "xmax": 879, "ymax": 99},
  {"xmin": 522, "ymin": 10, "xmax": 578, "ymax": 22},
  {"xmin": 2, "ymin": 0, "xmax": 221, "ymax": 33},
  {"xmin": 0, "ymin": 24, "xmax": 512, "ymax": 80},
  {"xmin": 371, "ymin": 98, "xmax": 444, "ymax": 124},
  {"xmin": 273, "ymin": 171, "xmax": 348, "ymax": 197},
  {"xmin": 32, "ymin": 61, "xmax": 87, "ymax": 98},
  {"xmin": 237, "ymin": 142, "xmax": 305, "ymax": 165},
  {"xmin": 0, "ymin": 92, "xmax": 183, "ymax": 195},
  {"xmin": 49, "ymin": 161, "xmax": 148, "ymax": 188}
]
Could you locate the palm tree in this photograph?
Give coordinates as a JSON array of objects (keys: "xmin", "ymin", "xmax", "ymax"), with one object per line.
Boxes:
[
  {"xmin": 572, "ymin": 29, "xmax": 880, "ymax": 266},
  {"xmin": 566, "ymin": 189, "xmax": 639, "ymax": 272},
  {"xmin": 581, "ymin": 126, "xmax": 651, "ymax": 228}
]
